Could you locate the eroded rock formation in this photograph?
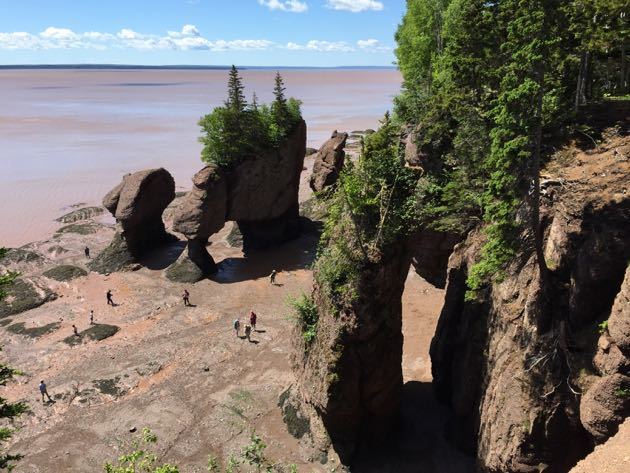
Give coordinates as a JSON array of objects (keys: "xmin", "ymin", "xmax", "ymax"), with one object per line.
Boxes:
[
  {"xmin": 89, "ymin": 168, "xmax": 175, "ymax": 273},
  {"xmin": 309, "ymin": 131, "xmax": 347, "ymax": 192},
  {"xmin": 167, "ymin": 120, "xmax": 306, "ymax": 282},
  {"xmin": 431, "ymin": 140, "xmax": 630, "ymax": 472},
  {"xmin": 287, "ymin": 244, "xmax": 412, "ymax": 462}
]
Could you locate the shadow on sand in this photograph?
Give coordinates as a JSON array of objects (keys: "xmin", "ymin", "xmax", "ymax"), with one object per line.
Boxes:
[
  {"xmin": 211, "ymin": 231, "xmax": 320, "ymax": 284},
  {"xmin": 349, "ymin": 381, "xmax": 474, "ymax": 473},
  {"xmin": 140, "ymin": 240, "xmax": 186, "ymax": 270}
]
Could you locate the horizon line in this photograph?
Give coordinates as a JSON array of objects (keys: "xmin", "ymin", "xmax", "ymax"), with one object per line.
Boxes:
[{"xmin": 0, "ymin": 64, "xmax": 398, "ymax": 70}]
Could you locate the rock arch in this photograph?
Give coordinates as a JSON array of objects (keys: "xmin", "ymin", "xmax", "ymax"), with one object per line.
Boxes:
[{"xmin": 166, "ymin": 120, "xmax": 306, "ymax": 282}]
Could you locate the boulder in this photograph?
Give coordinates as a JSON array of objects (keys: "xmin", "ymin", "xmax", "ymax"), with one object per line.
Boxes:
[
  {"xmin": 172, "ymin": 165, "xmax": 227, "ymax": 241},
  {"xmin": 608, "ymin": 265, "xmax": 630, "ymax": 354},
  {"xmin": 309, "ymin": 131, "xmax": 347, "ymax": 192},
  {"xmin": 90, "ymin": 168, "xmax": 176, "ymax": 273},
  {"xmin": 580, "ymin": 374, "xmax": 630, "ymax": 442}
]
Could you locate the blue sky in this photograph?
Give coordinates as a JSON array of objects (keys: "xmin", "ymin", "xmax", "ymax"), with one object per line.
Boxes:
[{"xmin": 0, "ymin": 0, "xmax": 405, "ymax": 66}]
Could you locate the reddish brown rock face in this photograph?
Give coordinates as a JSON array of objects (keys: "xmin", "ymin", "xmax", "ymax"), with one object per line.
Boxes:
[
  {"xmin": 309, "ymin": 131, "xmax": 347, "ymax": 193},
  {"xmin": 90, "ymin": 168, "xmax": 176, "ymax": 273},
  {"xmin": 167, "ymin": 120, "xmax": 306, "ymax": 281}
]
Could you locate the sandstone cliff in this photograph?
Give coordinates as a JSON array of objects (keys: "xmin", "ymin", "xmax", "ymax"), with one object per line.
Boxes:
[{"xmin": 431, "ymin": 134, "xmax": 629, "ymax": 472}]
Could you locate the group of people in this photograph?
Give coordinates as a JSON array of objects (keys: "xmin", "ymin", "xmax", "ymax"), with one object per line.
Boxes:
[
  {"xmin": 233, "ymin": 310, "xmax": 258, "ymax": 341},
  {"xmin": 41, "ymin": 268, "xmax": 280, "ymax": 403}
]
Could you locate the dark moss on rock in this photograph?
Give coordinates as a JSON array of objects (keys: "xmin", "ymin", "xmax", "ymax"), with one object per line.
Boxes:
[
  {"xmin": 0, "ymin": 248, "xmax": 43, "ymax": 264},
  {"xmin": 6, "ymin": 321, "xmax": 61, "ymax": 338},
  {"xmin": 93, "ymin": 377, "xmax": 123, "ymax": 397},
  {"xmin": 278, "ymin": 388, "xmax": 311, "ymax": 439},
  {"xmin": 56, "ymin": 206, "xmax": 104, "ymax": 224},
  {"xmin": 43, "ymin": 265, "xmax": 88, "ymax": 282},
  {"xmin": 226, "ymin": 223, "xmax": 243, "ymax": 248},
  {"xmin": 87, "ymin": 232, "xmax": 134, "ymax": 274},
  {"xmin": 63, "ymin": 323, "xmax": 119, "ymax": 346},
  {"xmin": 56, "ymin": 223, "xmax": 102, "ymax": 235},
  {"xmin": 165, "ymin": 253, "xmax": 207, "ymax": 283},
  {"xmin": 0, "ymin": 279, "xmax": 57, "ymax": 318}
]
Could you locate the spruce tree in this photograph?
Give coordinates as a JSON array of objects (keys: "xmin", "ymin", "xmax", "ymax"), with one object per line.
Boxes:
[
  {"xmin": 272, "ymin": 71, "xmax": 289, "ymax": 132},
  {"xmin": 225, "ymin": 65, "xmax": 246, "ymax": 113},
  {"xmin": 0, "ymin": 248, "xmax": 26, "ymax": 470}
]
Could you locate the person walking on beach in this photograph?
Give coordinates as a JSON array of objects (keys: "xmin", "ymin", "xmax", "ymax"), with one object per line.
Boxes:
[
  {"xmin": 249, "ymin": 311, "xmax": 257, "ymax": 332},
  {"xmin": 182, "ymin": 289, "xmax": 190, "ymax": 307},
  {"xmin": 89, "ymin": 310, "xmax": 94, "ymax": 325},
  {"xmin": 269, "ymin": 269, "xmax": 277, "ymax": 285},
  {"xmin": 106, "ymin": 290, "xmax": 114, "ymax": 306},
  {"xmin": 233, "ymin": 318, "xmax": 241, "ymax": 337},
  {"xmin": 84, "ymin": 246, "xmax": 90, "ymax": 259},
  {"xmin": 39, "ymin": 380, "xmax": 53, "ymax": 403},
  {"xmin": 244, "ymin": 324, "xmax": 252, "ymax": 342},
  {"xmin": 72, "ymin": 324, "xmax": 79, "ymax": 336}
]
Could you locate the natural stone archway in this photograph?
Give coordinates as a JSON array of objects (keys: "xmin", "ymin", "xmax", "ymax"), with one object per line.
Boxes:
[
  {"xmin": 89, "ymin": 168, "xmax": 176, "ymax": 274},
  {"xmin": 285, "ymin": 138, "xmax": 630, "ymax": 471},
  {"xmin": 166, "ymin": 120, "xmax": 306, "ymax": 282}
]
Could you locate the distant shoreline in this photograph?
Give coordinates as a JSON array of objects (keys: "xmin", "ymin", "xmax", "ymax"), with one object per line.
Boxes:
[{"xmin": 0, "ymin": 64, "xmax": 397, "ymax": 71}]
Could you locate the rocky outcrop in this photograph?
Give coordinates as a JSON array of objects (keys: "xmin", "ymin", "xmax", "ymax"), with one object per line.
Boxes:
[
  {"xmin": 289, "ymin": 243, "xmax": 412, "ymax": 462},
  {"xmin": 168, "ymin": 120, "xmax": 306, "ymax": 281},
  {"xmin": 410, "ymin": 229, "xmax": 462, "ymax": 288},
  {"xmin": 309, "ymin": 131, "xmax": 347, "ymax": 192},
  {"xmin": 430, "ymin": 139, "xmax": 630, "ymax": 472},
  {"xmin": 89, "ymin": 168, "xmax": 175, "ymax": 273},
  {"xmin": 580, "ymin": 374, "xmax": 630, "ymax": 442}
]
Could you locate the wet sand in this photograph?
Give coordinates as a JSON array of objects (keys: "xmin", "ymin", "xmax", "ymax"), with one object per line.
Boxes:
[{"xmin": 0, "ymin": 68, "xmax": 401, "ymax": 247}]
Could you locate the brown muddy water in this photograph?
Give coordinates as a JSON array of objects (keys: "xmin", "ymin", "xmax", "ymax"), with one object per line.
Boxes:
[{"xmin": 0, "ymin": 68, "xmax": 401, "ymax": 246}]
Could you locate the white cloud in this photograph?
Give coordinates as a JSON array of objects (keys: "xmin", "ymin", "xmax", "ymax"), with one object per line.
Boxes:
[
  {"xmin": 40, "ymin": 27, "xmax": 79, "ymax": 41},
  {"xmin": 0, "ymin": 25, "xmax": 385, "ymax": 55},
  {"xmin": 357, "ymin": 38, "xmax": 389, "ymax": 51},
  {"xmin": 117, "ymin": 28, "xmax": 142, "ymax": 40},
  {"xmin": 182, "ymin": 24, "xmax": 200, "ymax": 36},
  {"xmin": 326, "ymin": 0, "xmax": 383, "ymax": 12},
  {"xmin": 0, "ymin": 32, "xmax": 40, "ymax": 50},
  {"xmin": 283, "ymin": 40, "xmax": 353, "ymax": 52},
  {"xmin": 258, "ymin": 0, "xmax": 308, "ymax": 13}
]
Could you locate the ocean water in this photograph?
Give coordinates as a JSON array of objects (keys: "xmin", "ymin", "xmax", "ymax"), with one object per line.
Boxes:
[{"xmin": 0, "ymin": 68, "xmax": 401, "ymax": 247}]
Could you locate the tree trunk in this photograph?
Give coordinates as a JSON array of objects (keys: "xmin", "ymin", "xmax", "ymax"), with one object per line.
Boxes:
[
  {"xmin": 574, "ymin": 51, "xmax": 586, "ymax": 113},
  {"xmin": 620, "ymin": 39, "xmax": 627, "ymax": 94},
  {"xmin": 532, "ymin": 65, "xmax": 547, "ymax": 281}
]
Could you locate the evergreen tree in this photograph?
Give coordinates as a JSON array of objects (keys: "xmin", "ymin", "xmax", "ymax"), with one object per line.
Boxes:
[
  {"xmin": 225, "ymin": 65, "xmax": 247, "ymax": 113},
  {"xmin": 0, "ymin": 248, "xmax": 27, "ymax": 470},
  {"xmin": 272, "ymin": 71, "xmax": 289, "ymax": 132}
]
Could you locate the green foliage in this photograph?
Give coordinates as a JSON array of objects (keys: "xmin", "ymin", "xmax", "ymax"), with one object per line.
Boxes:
[
  {"xmin": 0, "ymin": 248, "xmax": 18, "ymax": 301},
  {"xmin": 598, "ymin": 320, "xmax": 609, "ymax": 334},
  {"xmin": 395, "ymin": 0, "xmax": 627, "ymax": 293},
  {"xmin": 0, "ymin": 252, "xmax": 26, "ymax": 471},
  {"xmin": 104, "ymin": 430, "xmax": 297, "ymax": 473},
  {"xmin": 199, "ymin": 66, "xmax": 302, "ymax": 168},
  {"xmin": 104, "ymin": 428, "xmax": 179, "ymax": 473},
  {"xmin": 313, "ymin": 113, "xmax": 420, "ymax": 307},
  {"xmin": 288, "ymin": 294, "xmax": 318, "ymax": 346},
  {"xmin": 614, "ymin": 388, "xmax": 630, "ymax": 398}
]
